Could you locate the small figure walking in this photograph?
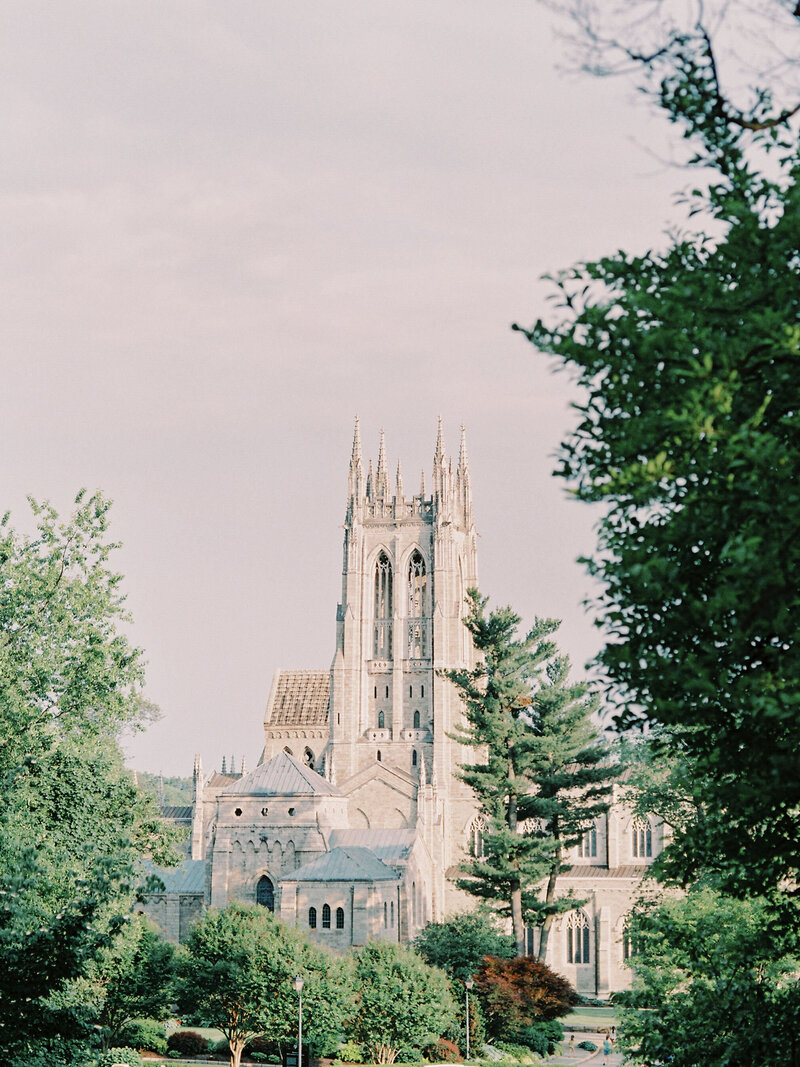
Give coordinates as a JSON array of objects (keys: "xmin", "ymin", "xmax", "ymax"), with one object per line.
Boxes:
[
  {"xmin": 568, "ymin": 1033, "xmax": 575, "ymax": 1056},
  {"xmin": 602, "ymin": 1036, "xmax": 611, "ymax": 1065}
]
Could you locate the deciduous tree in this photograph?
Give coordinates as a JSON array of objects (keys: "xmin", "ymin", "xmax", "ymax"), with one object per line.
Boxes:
[
  {"xmin": 350, "ymin": 941, "xmax": 457, "ymax": 1064},
  {"xmin": 518, "ymin": 0, "xmax": 800, "ymax": 897}
]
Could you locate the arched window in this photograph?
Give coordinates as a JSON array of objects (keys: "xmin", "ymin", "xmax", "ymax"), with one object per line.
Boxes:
[
  {"xmin": 384, "ymin": 901, "xmax": 388, "ymax": 927},
  {"xmin": 622, "ymin": 924, "xmax": 634, "ymax": 960},
  {"xmin": 407, "ymin": 551, "xmax": 428, "ymax": 657},
  {"xmin": 309, "ymin": 907, "xmax": 317, "ymax": 929},
  {"xmin": 566, "ymin": 911, "xmax": 591, "ymax": 964},
  {"xmin": 378, "ymin": 710, "xmax": 385, "ymax": 729},
  {"xmin": 283, "ymin": 746, "xmax": 293, "ymax": 755},
  {"xmin": 256, "ymin": 876, "xmax": 274, "ymax": 912},
  {"xmin": 377, "ymin": 750, "xmax": 382, "ymax": 762},
  {"xmin": 577, "ymin": 825, "xmax": 597, "ymax": 858},
  {"xmin": 303, "ymin": 747, "xmax": 314, "ymax": 769},
  {"xmin": 408, "ymin": 552, "xmax": 426, "ymax": 616},
  {"xmin": 412, "ymin": 881, "xmax": 417, "ymax": 925},
  {"xmin": 336, "ymin": 907, "xmax": 345, "ymax": 930},
  {"xmin": 322, "ymin": 903, "xmax": 331, "ymax": 929},
  {"xmin": 412, "ymin": 749, "xmax": 417, "ymax": 767},
  {"xmin": 632, "ymin": 818, "xmax": 653, "ymax": 858},
  {"xmin": 413, "ymin": 709, "xmax": 420, "ymax": 729},
  {"xmin": 468, "ymin": 815, "xmax": 488, "ymax": 858},
  {"xmin": 390, "ymin": 900, "xmax": 394, "ymax": 925},
  {"xmin": 373, "ymin": 553, "xmax": 393, "ymax": 658}
]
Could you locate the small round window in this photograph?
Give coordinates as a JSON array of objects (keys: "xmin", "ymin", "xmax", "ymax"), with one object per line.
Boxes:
[
  {"xmin": 234, "ymin": 807, "xmax": 243, "ymax": 817},
  {"xmin": 261, "ymin": 807, "xmax": 269, "ymax": 816}
]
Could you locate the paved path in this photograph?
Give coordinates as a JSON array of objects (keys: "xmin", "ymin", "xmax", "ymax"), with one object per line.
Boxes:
[{"xmin": 544, "ymin": 1031, "xmax": 624, "ymax": 1066}]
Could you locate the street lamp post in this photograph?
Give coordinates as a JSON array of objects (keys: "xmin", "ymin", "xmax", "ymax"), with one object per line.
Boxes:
[
  {"xmin": 465, "ymin": 979, "xmax": 474, "ymax": 1061},
  {"xmin": 293, "ymin": 975, "xmax": 304, "ymax": 1067}
]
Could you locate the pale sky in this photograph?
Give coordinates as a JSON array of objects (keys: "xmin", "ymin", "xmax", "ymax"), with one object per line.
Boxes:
[{"xmin": 2, "ymin": 2, "xmax": 688, "ymax": 777}]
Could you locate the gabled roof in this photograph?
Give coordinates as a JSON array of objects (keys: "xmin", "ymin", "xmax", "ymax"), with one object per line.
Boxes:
[
  {"xmin": 143, "ymin": 857, "xmax": 206, "ymax": 895},
  {"xmin": 266, "ymin": 670, "xmax": 330, "ymax": 726},
  {"xmin": 329, "ymin": 828, "xmax": 416, "ymax": 862},
  {"xmin": 282, "ymin": 846, "xmax": 401, "ymax": 883},
  {"xmin": 222, "ymin": 750, "xmax": 342, "ymax": 798}
]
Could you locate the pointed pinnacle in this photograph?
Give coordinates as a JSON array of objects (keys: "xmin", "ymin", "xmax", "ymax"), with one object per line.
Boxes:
[
  {"xmin": 420, "ymin": 468, "xmax": 426, "ymax": 497},
  {"xmin": 434, "ymin": 415, "xmax": 445, "ymax": 463},
  {"xmin": 376, "ymin": 428, "xmax": 387, "ymax": 478},
  {"xmin": 396, "ymin": 459, "xmax": 404, "ymax": 500},
  {"xmin": 350, "ymin": 415, "xmax": 363, "ymax": 468},
  {"xmin": 458, "ymin": 425, "xmax": 469, "ymax": 470}
]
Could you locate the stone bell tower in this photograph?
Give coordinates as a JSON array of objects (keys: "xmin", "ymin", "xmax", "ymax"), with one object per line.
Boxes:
[{"xmin": 325, "ymin": 418, "xmax": 479, "ymax": 887}]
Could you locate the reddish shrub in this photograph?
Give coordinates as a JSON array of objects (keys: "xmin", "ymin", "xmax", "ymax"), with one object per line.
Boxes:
[
  {"xmin": 473, "ymin": 955, "xmax": 579, "ymax": 1039},
  {"xmin": 429, "ymin": 1038, "xmax": 462, "ymax": 1062},
  {"xmin": 167, "ymin": 1030, "xmax": 211, "ymax": 1056}
]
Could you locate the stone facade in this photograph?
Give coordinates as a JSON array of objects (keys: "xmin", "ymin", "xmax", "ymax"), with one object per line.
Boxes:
[{"xmin": 144, "ymin": 420, "xmax": 663, "ymax": 998}]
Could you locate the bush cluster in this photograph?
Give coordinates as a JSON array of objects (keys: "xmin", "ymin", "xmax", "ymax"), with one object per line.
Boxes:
[
  {"xmin": 119, "ymin": 1019, "xmax": 168, "ymax": 1055},
  {"xmin": 167, "ymin": 1030, "xmax": 211, "ymax": 1056},
  {"xmin": 97, "ymin": 1049, "xmax": 143, "ymax": 1067}
]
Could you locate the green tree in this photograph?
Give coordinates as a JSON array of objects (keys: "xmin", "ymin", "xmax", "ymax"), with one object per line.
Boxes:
[
  {"xmin": 517, "ymin": 0, "xmax": 800, "ymax": 897},
  {"xmin": 350, "ymin": 941, "xmax": 458, "ymax": 1064},
  {"xmin": 87, "ymin": 915, "xmax": 175, "ymax": 1048},
  {"xmin": 414, "ymin": 913, "xmax": 515, "ymax": 981},
  {"xmin": 175, "ymin": 903, "xmax": 352, "ymax": 1067},
  {"xmin": 618, "ymin": 888, "xmax": 800, "ymax": 1067},
  {"xmin": 446, "ymin": 589, "xmax": 619, "ymax": 955},
  {"xmin": 0, "ymin": 493, "xmax": 179, "ymax": 1061}
]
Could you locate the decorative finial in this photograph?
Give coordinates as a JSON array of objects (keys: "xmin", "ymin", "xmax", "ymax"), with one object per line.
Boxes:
[
  {"xmin": 434, "ymin": 415, "xmax": 445, "ymax": 464},
  {"xmin": 221, "ymin": 755, "xmax": 227, "ymax": 774},
  {"xmin": 420, "ymin": 468, "xmax": 426, "ymax": 497},
  {"xmin": 396, "ymin": 459, "xmax": 404, "ymax": 501},
  {"xmin": 458, "ymin": 425, "xmax": 469, "ymax": 470},
  {"xmin": 351, "ymin": 415, "xmax": 363, "ymax": 466}
]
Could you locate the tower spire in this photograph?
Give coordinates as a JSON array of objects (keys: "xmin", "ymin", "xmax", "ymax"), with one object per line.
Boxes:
[
  {"xmin": 348, "ymin": 415, "xmax": 364, "ymax": 509},
  {"xmin": 395, "ymin": 459, "xmax": 404, "ymax": 502},
  {"xmin": 376, "ymin": 429, "xmax": 389, "ymax": 500},
  {"xmin": 458, "ymin": 424, "xmax": 473, "ymax": 526},
  {"xmin": 433, "ymin": 416, "xmax": 446, "ymax": 498}
]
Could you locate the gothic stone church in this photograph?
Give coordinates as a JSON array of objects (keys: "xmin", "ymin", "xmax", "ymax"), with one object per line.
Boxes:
[{"xmin": 145, "ymin": 421, "xmax": 663, "ymax": 997}]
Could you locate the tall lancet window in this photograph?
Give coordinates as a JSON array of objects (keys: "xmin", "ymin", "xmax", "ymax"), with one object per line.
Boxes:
[
  {"xmin": 407, "ymin": 551, "xmax": 428, "ymax": 658},
  {"xmin": 373, "ymin": 553, "xmax": 393, "ymax": 659}
]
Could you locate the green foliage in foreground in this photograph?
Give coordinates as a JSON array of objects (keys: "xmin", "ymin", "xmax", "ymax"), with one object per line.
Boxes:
[
  {"xmin": 0, "ymin": 493, "xmax": 180, "ymax": 1061},
  {"xmin": 350, "ymin": 941, "xmax": 458, "ymax": 1063},
  {"xmin": 516, "ymin": 3, "xmax": 800, "ymax": 898},
  {"xmin": 618, "ymin": 888, "xmax": 800, "ymax": 1066},
  {"xmin": 176, "ymin": 903, "xmax": 355, "ymax": 1067}
]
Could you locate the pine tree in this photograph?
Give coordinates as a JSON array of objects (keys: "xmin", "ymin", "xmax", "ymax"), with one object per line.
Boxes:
[{"xmin": 446, "ymin": 589, "xmax": 620, "ymax": 956}]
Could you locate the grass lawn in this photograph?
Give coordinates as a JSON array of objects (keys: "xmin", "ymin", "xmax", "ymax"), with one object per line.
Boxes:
[{"xmin": 563, "ymin": 1006, "xmax": 619, "ymax": 1029}]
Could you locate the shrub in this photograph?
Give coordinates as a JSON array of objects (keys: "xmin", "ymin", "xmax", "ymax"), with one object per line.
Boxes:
[
  {"xmin": 97, "ymin": 1049, "xmax": 143, "ymax": 1067},
  {"xmin": 337, "ymin": 1041, "xmax": 364, "ymax": 1063},
  {"xmin": 576, "ymin": 1040, "xmax": 597, "ymax": 1052},
  {"xmin": 427, "ymin": 1037, "xmax": 461, "ymax": 1062},
  {"xmin": 119, "ymin": 1019, "xmax": 168, "ymax": 1055},
  {"xmin": 517, "ymin": 1021, "xmax": 563, "ymax": 1056},
  {"xmin": 493, "ymin": 1042, "xmax": 536, "ymax": 1063},
  {"xmin": 473, "ymin": 956, "xmax": 579, "ymax": 1042},
  {"xmin": 167, "ymin": 1030, "xmax": 211, "ymax": 1057}
]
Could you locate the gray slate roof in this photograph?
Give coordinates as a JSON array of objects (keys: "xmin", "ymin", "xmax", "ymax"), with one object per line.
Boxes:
[
  {"xmin": 562, "ymin": 865, "xmax": 650, "ymax": 880},
  {"xmin": 283, "ymin": 846, "xmax": 401, "ymax": 883},
  {"xmin": 223, "ymin": 750, "xmax": 342, "ymax": 797},
  {"xmin": 144, "ymin": 857, "xmax": 206, "ymax": 895},
  {"xmin": 266, "ymin": 670, "xmax": 330, "ymax": 726},
  {"xmin": 329, "ymin": 828, "xmax": 416, "ymax": 862}
]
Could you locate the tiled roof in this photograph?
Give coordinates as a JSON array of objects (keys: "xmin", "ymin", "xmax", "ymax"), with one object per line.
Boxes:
[
  {"xmin": 207, "ymin": 772, "xmax": 241, "ymax": 788},
  {"xmin": 283, "ymin": 846, "xmax": 401, "ymax": 883},
  {"xmin": 223, "ymin": 750, "xmax": 342, "ymax": 797},
  {"xmin": 143, "ymin": 858, "xmax": 206, "ymax": 895},
  {"xmin": 160, "ymin": 805, "xmax": 192, "ymax": 821},
  {"xmin": 266, "ymin": 670, "xmax": 330, "ymax": 726},
  {"xmin": 329, "ymin": 828, "xmax": 416, "ymax": 861},
  {"xmin": 562, "ymin": 865, "xmax": 651, "ymax": 880}
]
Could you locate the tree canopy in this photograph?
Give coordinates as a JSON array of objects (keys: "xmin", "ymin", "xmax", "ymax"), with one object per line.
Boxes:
[
  {"xmin": 517, "ymin": 1, "xmax": 800, "ymax": 896},
  {"xmin": 0, "ymin": 493, "xmax": 179, "ymax": 1062},
  {"xmin": 350, "ymin": 941, "xmax": 458, "ymax": 1064}
]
